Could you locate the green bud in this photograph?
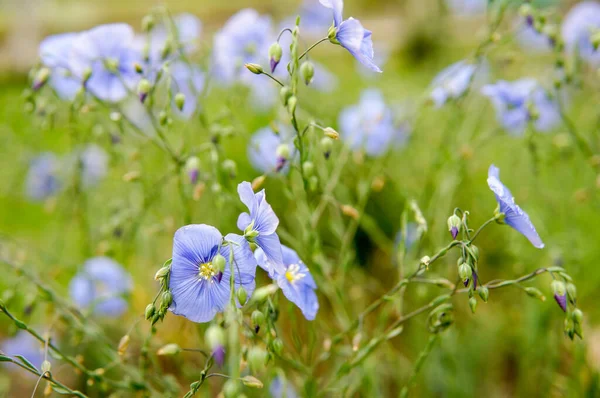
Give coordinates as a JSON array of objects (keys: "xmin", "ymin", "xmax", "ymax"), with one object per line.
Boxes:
[
  {"xmin": 185, "ymin": 156, "xmax": 200, "ymax": 172},
  {"xmin": 323, "ymin": 127, "xmax": 339, "ymax": 140},
  {"xmin": 271, "ymin": 338, "xmax": 283, "ymax": 356},
  {"xmin": 519, "ymin": 4, "xmax": 533, "ymax": 17},
  {"xmin": 458, "ymin": 263, "xmax": 472, "ymax": 281},
  {"xmin": 251, "ymin": 284, "xmax": 279, "ymax": 303},
  {"xmin": 245, "ymin": 63, "xmax": 263, "ymax": 75},
  {"xmin": 524, "ymin": 287, "xmax": 546, "ymax": 301},
  {"xmin": 158, "ymin": 110, "xmax": 169, "ymax": 126},
  {"xmin": 468, "ymin": 297, "xmax": 477, "ymax": 314},
  {"xmin": 268, "ymin": 42, "xmax": 283, "ymax": 72},
  {"xmin": 247, "ymin": 346, "xmax": 267, "ymax": 372},
  {"xmin": 161, "ymin": 290, "xmax": 173, "ymax": 309},
  {"xmin": 223, "ymin": 380, "xmax": 240, "ymax": 398},
  {"xmin": 300, "ymin": 61, "xmax": 315, "ymax": 85},
  {"xmin": 154, "ymin": 266, "xmax": 170, "ymax": 281},
  {"xmin": 241, "ymin": 375, "xmax": 264, "ymax": 389},
  {"xmin": 251, "ymin": 310, "xmax": 265, "ymax": 327},
  {"xmin": 321, "ymin": 137, "xmax": 333, "ymax": 152},
  {"xmin": 551, "ymin": 280, "xmax": 566, "ymax": 296},
  {"xmin": 175, "ymin": 93, "xmax": 186, "ymax": 111},
  {"xmin": 287, "ymin": 96, "xmax": 297, "ymax": 114},
  {"xmin": 308, "ymin": 175, "xmax": 319, "ymax": 192},
  {"xmin": 157, "ymin": 343, "xmax": 182, "ymax": 356},
  {"xmin": 205, "ymin": 325, "xmax": 225, "ymax": 350},
  {"xmin": 134, "ymin": 62, "xmax": 144, "ymax": 74},
  {"xmin": 302, "ymin": 161, "xmax": 315, "ymax": 177},
  {"xmin": 280, "ymin": 86, "xmax": 292, "ymax": 106},
  {"xmin": 144, "ymin": 304, "xmax": 156, "ymax": 320},
  {"xmin": 478, "ymin": 286, "xmax": 489, "ymax": 302},
  {"xmin": 32, "ymin": 68, "xmax": 50, "ymax": 91},
  {"xmin": 237, "ymin": 287, "xmax": 248, "ymax": 305},
  {"xmin": 41, "ymin": 360, "xmax": 51, "ymax": 373},
  {"xmin": 213, "ymin": 254, "xmax": 226, "ymax": 273},
  {"xmin": 142, "ymin": 15, "xmax": 155, "ymax": 32},
  {"xmin": 276, "ymin": 144, "xmax": 291, "ymax": 160},
  {"xmin": 447, "ymin": 214, "xmax": 461, "ymax": 239},
  {"xmin": 573, "ymin": 308, "xmax": 583, "ymax": 324},
  {"xmin": 566, "ymin": 283, "xmax": 577, "ymax": 302},
  {"xmin": 469, "ymin": 245, "xmax": 479, "ymax": 262},
  {"xmin": 137, "ymin": 79, "xmax": 151, "ymax": 95},
  {"xmin": 328, "ymin": 25, "xmax": 339, "ymax": 44},
  {"xmin": 222, "ymin": 159, "xmax": 237, "ymax": 177}
]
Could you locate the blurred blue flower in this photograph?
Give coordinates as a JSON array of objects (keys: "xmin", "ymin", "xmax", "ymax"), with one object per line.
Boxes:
[
  {"xmin": 481, "ymin": 79, "xmax": 560, "ymax": 135},
  {"xmin": 68, "ymin": 24, "xmax": 141, "ymax": 102},
  {"xmin": 394, "ymin": 222, "xmax": 421, "ymax": 251},
  {"xmin": 516, "ymin": 21, "xmax": 552, "ymax": 53},
  {"xmin": 320, "ymin": 0, "xmax": 382, "ymax": 72},
  {"xmin": 487, "ymin": 164, "xmax": 544, "ymax": 249},
  {"xmin": 270, "ymin": 376, "xmax": 299, "ymax": 398},
  {"xmin": 79, "ymin": 144, "xmax": 108, "ymax": 188},
  {"xmin": 26, "ymin": 153, "xmax": 61, "ymax": 201},
  {"xmin": 0, "ymin": 331, "xmax": 46, "ymax": 372},
  {"xmin": 237, "ymin": 182, "xmax": 284, "ymax": 273},
  {"xmin": 38, "ymin": 33, "xmax": 81, "ymax": 100},
  {"xmin": 445, "ymin": 0, "xmax": 486, "ymax": 16},
  {"xmin": 248, "ymin": 125, "xmax": 295, "ymax": 174},
  {"xmin": 430, "ymin": 60, "xmax": 478, "ymax": 107},
  {"xmin": 69, "ymin": 257, "xmax": 132, "ymax": 317},
  {"xmin": 562, "ymin": 1, "xmax": 600, "ymax": 67},
  {"xmin": 339, "ymin": 89, "xmax": 407, "ymax": 156},
  {"xmin": 168, "ymin": 225, "xmax": 257, "ymax": 323},
  {"xmin": 255, "ymin": 245, "xmax": 319, "ymax": 320}
]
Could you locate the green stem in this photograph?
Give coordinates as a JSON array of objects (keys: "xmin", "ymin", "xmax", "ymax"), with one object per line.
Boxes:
[{"xmin": 298, "ymin": 38, "xmax": 329, "ymax": 61}]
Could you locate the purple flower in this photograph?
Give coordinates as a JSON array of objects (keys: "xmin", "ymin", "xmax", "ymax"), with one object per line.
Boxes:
[
  {"xmin": 68, "ymin": 24, "xmax": 141, "ymax": 102},
  {"xmin": 487, "ymin": 165, "xmax": 544, "ymax": 249},
  {"xmin": 255, "ymin": 245, "xmax": 319, "ymax": 320},
  {"xmin": 562, "ymin": 1, "xmax": 600, "ymax": 67},
  {"xmin": 1, "ymin": 331, "xmax": 46, "ymax": 374},
  {"xmin": 79, "ymin": 144, "xmax": 108, "ymax": 188},
  {"xmin": 69, "ymin": 257, "xmax": 132, "ymax": 317},
  {"xmin": 38, "ymin": 33, "xmax": 81, "ymax": 100},
  {"xmin": 25, "ymin": 153, "xmax": 61, "ymax": 201},
  {"xmin": 481, "ymin": 79, "xmax": 560, "ymax": 135},
  {"xmin": 430, "ymin": 60, "xmax": 483, "ymax": 107},
  {"xmin": 320, "ymin": 0, "xmax": 382, "ymax": 72},
  {"xmin": 169, "ymin": 225, "xmax": 257, "ymax": 323},
  {"xmin": 554, "ymin": 292, "xmax": 567, "ymax": 312},
  {"xmin": 339, "ymin": 89, "xmax": 408, "ymax": 156},
  {"xmin": 248, "ymin": 125, "xmax": 295, "ymax": 174},
  {"xmin": 237, "ymin": 182, "xmax": 284, "ymax": 274}
]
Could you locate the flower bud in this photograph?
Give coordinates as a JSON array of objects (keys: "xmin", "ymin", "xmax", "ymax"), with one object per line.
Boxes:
[
  {"xmin": 157, "ymin": 343, "xmax": 182, "ymax": 356},
  {"xmin": 573, "ymin": 308, "xmax": 583, "ymax": 324},
  {"xmin": 280, "ymin": 86, "xmax": 292, "ymax": 106},
  {"xmin": 309, "ymin": 175, "xmax": 319, "ymax": 192},
  {"xmin": 241, "ymin": 375, "xmax": 264, "ymax": 389},
  {"xmin": 269, "ymin": 42, "xmax": 283, "ymax": 72},
  {"xmin": 213, "ymin": 254, "xmax": 226, "ymax": 273},
  {"xmin": 142, "ymin": 15, "xmax": 154, "ymax": 32},
  {"xmin": 251, "ymin": 310, "xmax": 265, "ymax": 327},
  {"xmin": 566, "ymin": 283, "xmax": 577, "ymax": 302},
  {"xmin": 175, "ymin": 93, "xmax": 186, "ymax": 111},
  {"xmin": 271, "ymin": 338, "xmax": 283, "ymax": 356},
  {"xmin": 551, "ymin": 280, "xmax": 566, "ymax": 296},
  {"xmin": 158, "ymin": 110, "xmax": 169, "ymax": 126},
  {"xmin": 341, "ymin": 204, "xmax": 359, "ymax": 220},
  {"xmin": 134, "ymin": 62, "xmax": 144, "ymax": 74},
  {"xmin": 469, "ymin": 245, "xmax": 479, "ymax": 262},
  {"xmin": 117, "ymin": 335, "xmax": 130, "ymax": 356},
  {"xmin": 524, "ymin": 287, "xmax": 546, "ymax": 301},
  {"xmin": 458, "ymin": 263, "xmax": 472, "ymax": 281},
  {"xmin": 223, "ymin": 380, "xmax": 240, "ymax": 398},
  {"xmin": 447, "ymin": 214, "xmax": 461, "ymax": 240},
  {"xmin": 287, "ymin": 96, "xmax": 297, "ymax": 114},
  {"xmin": 250, "ymin": 284, "xmax": 279, "ymax": 303},
  {"xmin": 476, "ymin": 286, "xmax": 489, "ymax": 302},
  {"xmin": 276, "ymin": 144, "xmax": 291, "ymax": 160},
  {"xmin": 185, "ymin": 156, "xmax": 200, "ymax": 185},
  {"xmin": 323, "ymin": 127, "xmax": 339, "ymax": 140},
  {"xmin": 245, "ymin": 63, "xmax": 263, "ymax": 75},
  {"xmin": 300, "ymin": 61, "xmax": 315, "ymax": 85},
  {"xmin": 237, "ymin": 286, "xmax": 248, "ymax": 305},
  {"xmin": 161, "ymin": 290, "xmax": 173, "ymax": 309},
  {"xmin": 252, "ymin": 175, "xmax": 266, "ymax": 190},
  {"xmin": 302, "ymin": 161, "xmax": 315, "ymax": 177},
  {"xmin": 420, "ymin": 256, "xmax": 431, "ymax": 267},
  {"xmin": 247, "ymin": 346, "xmax": 267, "ymax": 372},
  {"xmin": 32, "ymin": 68, "xmax": 50, "ymax": 91},
  {"xmin": 145, "ymin": 303, "xmax": 156, "ymax": 320},
  {"xmin": 137, "ymin": 79, "xmax": 151, "ymax": 103},
  {"xmin": 154, "ymin": 266, "xmax": 170, "ymax": 281},
  {"xmin": 468, "ymin": 297, "xmax": 477, "ymax": 314},
  {"xmin": 222, "ymin": 159, "xmax": 237, "ymax": 178},
  {"xmin": 328, "ymin": 25, "xmax": 339, "ymax": 44},
  {"xmin": 206, "ymin": 324, "xmax": 225, "ymax": 350}
]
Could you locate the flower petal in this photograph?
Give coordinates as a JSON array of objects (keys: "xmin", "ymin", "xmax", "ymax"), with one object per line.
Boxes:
[
  {"xmin": 237, "ymin": 181, "xmax": 258, "ymax": 216},
  {"xmin": 255, "ymin": 233, "xmax": 285, "ymax": 274},
  {"xmin": 319, "ymin": 0, "xmax": 344, "ymax": 27}
]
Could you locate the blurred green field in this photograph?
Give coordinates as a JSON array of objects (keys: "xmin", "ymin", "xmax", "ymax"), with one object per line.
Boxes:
[{"xmin": 1, "ymin": 0, "xmax": 600, "ymax": 397}]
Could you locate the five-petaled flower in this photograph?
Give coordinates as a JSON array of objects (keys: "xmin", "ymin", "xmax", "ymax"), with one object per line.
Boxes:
[
  {"xmin": 430, "ymin": 60, "xmax": 484, "ymax": 107},
  {"xmin": 255, "ymin": 245, "xmax": 319, "ymax": 320},
  {"xmin": 169, "ymin": 224, "xmax": 257, "ymax": 323},
  {"xmin": 237, "ymin": 181, "xmax": 285, "ymax": 274},
  {"xmin": 487, "ymin": 164, "xmax": 544, "ymax": 249},
  {"xmin": 319, "ymin": 0, "xmax": 382, "ymax": 72}
]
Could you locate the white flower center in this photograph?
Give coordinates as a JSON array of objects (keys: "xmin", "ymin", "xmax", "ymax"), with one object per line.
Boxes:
[
  {"xmin": 199, "ymin": 262, "xmax": 217, "ymax": 281},
  {"xmin": 285, "ymin": 263, "xmax": 306, "ymax": 284}
]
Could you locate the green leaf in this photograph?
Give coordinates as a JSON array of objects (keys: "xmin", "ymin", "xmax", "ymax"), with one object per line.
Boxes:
[
  {"xmin": 15, "ymin": 355, "xmax": 38, "ymax": 372},
  {"xmin": 0, "ymin": 354, "xmax": 12, "ymax": 362},
  {"xmin": 51, "ymin": 385, "xmax": 73, "ymax": 395}
]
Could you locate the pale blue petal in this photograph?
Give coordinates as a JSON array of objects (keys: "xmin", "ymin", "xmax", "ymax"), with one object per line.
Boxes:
[
  {"xmin": 319, "ymin": 0, "xmax": 344, "ymax": 27},
  {"xmin": 255, "ymin": 233, "xmax": 285, "ymax": 274},
  {"xmin": 238, "ymin": 181, "xmax": 258, "ymax": 217}
]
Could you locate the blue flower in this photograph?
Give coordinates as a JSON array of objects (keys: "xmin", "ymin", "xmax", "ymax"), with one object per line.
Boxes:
[
  {"xmin": 487, "ymin": 164, "xmax": 544, "ymax": 249},
  {"xmin": 562, "ymin": 1, "xmax": 600, "ymax": 67},
  {"xmin": 445, "ymin": 0, "xmax": 486, "ymax": 16},
  {"xmin": 69, "ymin": 257, "xmax": 132, "ymax": 317},
  {"xmin": 320, "ymin": 0, "xmax": 382, "ymax": 72},
  {"xmin": 38, "ymin": 33, "xmax": 81, "ymax": 100},
  {"xmin": 394, "ymin": 222, "xmax": 422, "ymax": 252},
  {"xmin": 237, "ymin": 182, "xmax": 284, "ymax": 273},
  {"xmin": 255, "ymin": 245, "xmax": 319, "ymax": 320},
  {"xmin": 270, "ymin": 376, "xmax": 299, "ymax": 398},
  {"xmin": 339, "ymin": 89, "xmax": 408, "ymax": 156},
  {"xmin": 68, "ymin": 24, "xmax": 141, "ymax": 102},
  {"xmin": 168, "ymin": 225, "xmax": 257, "ymax": 323},
  {"xmin": 248, "ymin": 125, "xmax": 295, "ymax": 174},
  {"xmin": 79, "ymin": 144, "xmax": 108, "ymax": 188},
  {"xmin": 430, "ymin": 60, "xmax": 479, "ymax": 107},
  {"xmin": 26, "ymin": 153, "xmax": 61, "ymax": 201},
  {"xmin": 481, "ymin": 79, "xmax": 560, "ymax": 135},
  {"xmin": 516, "ymin": 21, "xmax": 552, "ymax": 53},
  {"xmin": 1, "ymin": 331, "xmax": 46, "ymax": 373}
]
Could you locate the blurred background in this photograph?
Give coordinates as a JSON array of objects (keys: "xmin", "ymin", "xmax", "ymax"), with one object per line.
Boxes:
[{"xmin": 1, "ymin": 0, "xmax": 599, "ymax": 397}]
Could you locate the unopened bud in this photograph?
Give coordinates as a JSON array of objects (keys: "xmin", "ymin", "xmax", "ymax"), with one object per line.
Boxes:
[
  {"xmin": 247, "ymin": 346, "xmax": 267, "ymax": 372},
  {"xmin": 458, "ymin": 263, "xmax": 472, "ymax": 281},
  {"xmin": 276, "ymin": 144, "xmax": 291, "ymax": 160},
  {"xmin": 250, "ymin": 284, "xmax": 278, "ymax": 303},
  {"xmin": 251, "ymin": 310, "xmax": 265, "ymax": 328},
  {"xmin": 524, "ymin": 287, "xmax": 546, "ymax": 301},
  {"xmin": 468, "ymin": 297, "xmax": 477, "ymax": 313},
  {"xmin": 252, "ymin": 175, "xmax": 266, "ymax": 190},
  {"xmin": 245, "ymin": 63, "xmax": 263, "ymax": 75},
  {"xmin": 157, "ymin": 343, "xmax": 182, "ymax": 356},
  {"xmin": 241, "ymin": 375, "xmax": 264, "ymax": 389},
  {"xmin": 420, "ymin": 256, "xmax": 431, "ymax": 266},
  {"xmin": 271, "ymin": 338, "xmax": 283, "ymax": 356},
  {"xmin": 142, "ymin": 15, "xmax": 154, "ymax": 32},
  {"xmin": 566, "ymin": 283, "xmax": 577, "ymax": 302},
  {"xmin": 205, "ymin": 325, "xmax": 225, "ymax": 350},
  {"xmin": 134, "ymin": 62, "xmax": 144, "ymax": 74},
  {"xmin": 161, "ymin": 290, "xmax": 173, "ymax": 309},
  {"xmin": 158, "ymin": 110, "xmax": 169, "ymax": 126},
  {"xmin": 478, "ymin": 286, "xmax": 489, "ymax": 302},
  {"xmin": 137, "ymin": 79, "xmax": 151, "ymax": 103},
  {"xmin": 175, "ymin": 92, "xmax": 186, "ymax": 111},
  {"xmin": 302, "ymin": 161, "xmax": 315, "ymax": 177},
  {"xmin": 287, "ymin": 96, "xmax": 297, "ymax": 114},
  {"xmin": 573, "ymin": 308, "xmax": 583, "ymax": 324},
  {"xmin": 352, "ymin": 333, "xmax": 362, "ymax": 352},
  {"xmin": 41, "ymin": 360, "xmax": 51, "ymax": 373},
  {"xmin": 154, "ymin": 266, "xmax": 170, "ymax": 281},
  {"xmin": 447, "ymin": 214, "xmax": 461, "ymax": 240},
  {"xmin": 269, "ymin": 42, "xmax": 283, "ymax": 73},
  {"xmin": 185, "ymin": 156, "xmax": 200, "ymax": 184},
  {"xmin": 145, "ymin": 304, "xmax": 156, "ymax": 320},
  {"xmin": 237, "ymin": 286, "xmax": 248, "ymax": 305},
  {"xmin": 469, "ymin": 245, "xmax": 479, "ymax": 262},
  {"xmin": 222, "ymin": 159, "xmax": 237, "ymax": 178},
  {"xmin": 300, "ymin": 61, "xmax": 315, "ymax": 85},
  {"xmin": 341, "ymin": 204, "xmax": 359, "ymax": 220},
  {"xmin": 118, "ymin": 335, "xmax": 130, "ymax": 356},
  {"xmin": 32, "ymin": 68, "xmax": 50, "ymax": 91},
  {"xmin": 280, "ymin": 86, "xmax": 292, "ymax": 106},
  {"xmin": 213, "ymin": 254, "xmax": 226, "ymax": 273}
]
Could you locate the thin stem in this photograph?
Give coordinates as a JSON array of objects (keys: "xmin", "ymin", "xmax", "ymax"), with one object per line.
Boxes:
[
  {"xmin": 261, "ymin": 71, "xmax": 285, "ymax": 87},
  {"xmin": 298, "ymin": 38, "xmax": 329, "ymax": 61},
  {"xmin": 468, "ymin": 216, "xmax": 498, "ymax": 244}
]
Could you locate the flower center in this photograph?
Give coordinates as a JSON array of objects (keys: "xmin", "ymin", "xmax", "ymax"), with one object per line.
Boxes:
[
  {"xmin": 285, "ymin": 263, "xmax": 306, "ymax": 284},
  {"xmin": 199, "ymin": 262, "xmax": 216, "ymax": 280}
]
